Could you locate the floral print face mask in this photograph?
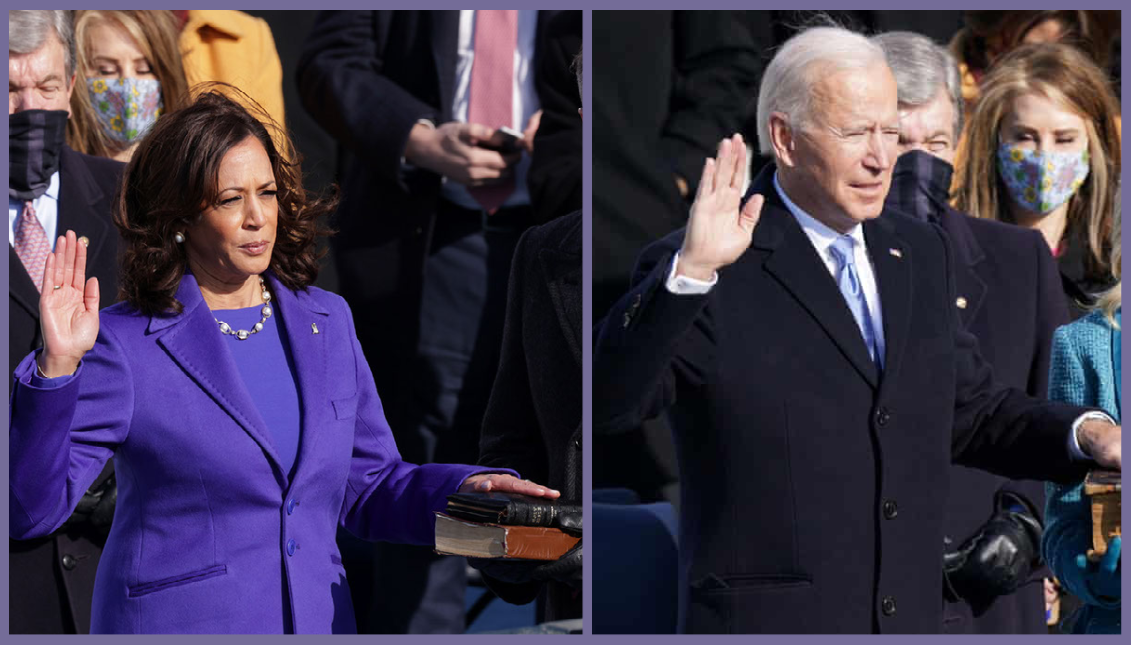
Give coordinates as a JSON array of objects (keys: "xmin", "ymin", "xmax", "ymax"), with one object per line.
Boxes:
[
  {"xmin": 86, "ymin": 77, "xmax": 164, "ymax": 144},
  {"xmin": 996, "ymin": 143, "xmax": 1089, "ymax": 214}
]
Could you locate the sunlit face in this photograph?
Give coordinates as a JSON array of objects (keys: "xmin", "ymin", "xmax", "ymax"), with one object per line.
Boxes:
[
  {"xmin": 84, "ymin": 19, "xmax": 155, "ymax": 79},
  {"xmin": 8, "ymin": 36, "xmax": 74, "ymax": 114},
  {"xmin": 779, "ymin": 60, "xmax": 900, "ymax": 233},
  {"xmin": 999, "ymin": 92, "xmax": 1088, "ymax": 156},
  {"xmin": 185, "ymin": 137, "xmax": 279, "ymax": 287},
  {"xmin": 897, "ymin": 86, "xmax": 957, "ymax": 164}
]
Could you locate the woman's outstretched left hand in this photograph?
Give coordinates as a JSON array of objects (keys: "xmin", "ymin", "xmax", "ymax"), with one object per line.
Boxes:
[{"xmin": 459, "ymin": 473, "xmax": 560, "ymax": 499}]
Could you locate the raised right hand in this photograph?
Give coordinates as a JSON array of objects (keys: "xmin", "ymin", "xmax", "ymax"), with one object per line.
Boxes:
[
  {"xmin": 404, "ymin": 122, "xmax": 521, "ymax": 186},
  {"xmin": 38, "ymin": 230, "xmax": 100, "ymax": 378},
  {"xmin": 677, "ymin": 134, "xmax": 764, "ymax": 281}
]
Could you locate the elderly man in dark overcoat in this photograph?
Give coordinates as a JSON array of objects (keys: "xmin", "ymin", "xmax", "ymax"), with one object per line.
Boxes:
[
  {"xmin": 874, "ymin": 31, "xmax": 1070, "ymax": 634},
  {"xmin": 593, "ymin": 25, "xmax": 1121, "ymax": 634}
]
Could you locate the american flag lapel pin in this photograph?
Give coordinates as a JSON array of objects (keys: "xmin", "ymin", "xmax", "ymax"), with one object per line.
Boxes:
[{"xmin": 889, "ymin": 248, "xmax": 902, "ymax": 259}]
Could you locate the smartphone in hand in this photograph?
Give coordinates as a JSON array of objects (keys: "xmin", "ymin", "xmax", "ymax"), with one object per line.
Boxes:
[{"xmin": 486, "ymin": 126, "xmax": 524, "ymax": 153}]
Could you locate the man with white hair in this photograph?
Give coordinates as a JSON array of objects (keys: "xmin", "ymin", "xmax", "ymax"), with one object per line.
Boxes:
[
  {"xmin": 593, "ymin": 25, "xmax": 1120, "ymax": 633},
  {"xmin": 9, "ymin": 8, "xmax": 123, "ymax": 634},
  {"xmin": 874, "ymin": 31, "xmax": 1069, "ymax": 634}
]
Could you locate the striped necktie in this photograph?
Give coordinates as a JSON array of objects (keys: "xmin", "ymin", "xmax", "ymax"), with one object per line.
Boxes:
[{"xmin": 14, "ymin": 201, "xmax": 51, "ymax": 292}]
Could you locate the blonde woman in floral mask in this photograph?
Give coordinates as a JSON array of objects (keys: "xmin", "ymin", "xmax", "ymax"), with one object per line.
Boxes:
[
  {"xmin": 67, "ymin": 10, "xmax": 188, "ymax": 162},
  {"xmin": 953, "ymin": 43, "xmax": 1120, "ymax": 319}
]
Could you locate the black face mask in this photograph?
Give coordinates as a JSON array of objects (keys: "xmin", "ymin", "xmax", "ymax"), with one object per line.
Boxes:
[
  {"xmin": 886, "ymin": 149, "xmax": 955, "ymax": 223},
  {"xmin": 9, "ymin": 109, "xmax": 69, "ymax": 201}
]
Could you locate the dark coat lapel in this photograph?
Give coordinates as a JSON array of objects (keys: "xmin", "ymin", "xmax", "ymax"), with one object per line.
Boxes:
[
  {"xmin": 150, "ymin": 273, "xmax": 285, "ymax": 485},
  {"xmin": 56, "ymin": 147, "xmax": 112, "ymax": 272},
  {"xmin": 430, "ymin": 11, "xmax": 460, "ymax": 123},
  {"xmin": 864, "ymin": 216, "xmax": 912, "ymax": 390},
  {"xmin": 749, "ymin": 171, "xmax": 879, "ymax": 388},
  {"xmin": 532, "ymin": 10, "xmax": 558, "ymax": 74},
  {"xmin": 886, "ymin": 151, "xmax": 986, "ymax": 326},
  {"xmin": 266, "ymin": 276, "xmax": 330, "ymax": 486},
  {"xmin": 9, "ymin": 247, "xmax": 39, "ymax": 320},
  {"xmin": 938, "ymin": 209, "xmax": 988, "ymax": 325},
  {"xmin": 538, "ymin": 216, "xmax": 582, "ymax": 367}
]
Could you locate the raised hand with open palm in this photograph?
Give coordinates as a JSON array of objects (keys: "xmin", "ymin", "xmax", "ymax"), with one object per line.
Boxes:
[
  {"xmin": 677, "ymin": 133, "xmax": 765, "ymax": 281},
  {"xmin": 37, "ymin": 230, "xmax": 100, "ymax": 378}
]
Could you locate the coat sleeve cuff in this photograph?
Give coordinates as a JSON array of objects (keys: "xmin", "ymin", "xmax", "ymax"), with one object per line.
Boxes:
[
  {"xmin": 1068, "ymin": 411, "xmax": 1116, "ymax": 461},
  {"xmin": 14, "ymin": 350, "xmax": 82, "ymax": 390}
]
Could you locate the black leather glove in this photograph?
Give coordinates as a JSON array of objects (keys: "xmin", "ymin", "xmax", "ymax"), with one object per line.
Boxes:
[
  {"xmin": 60, "ymin": 472, "xmax": 117, "ymax": 539},
  {"xmin": 89, "ymin": 473, "xmax": 117, "ymax": 531},
  {"xmin": 558, "ymin": 506, "xmax": 582, "ymax": 534},
  {"xmin": 532, "ymin": 540, "xmax": 582, "ymax": 589},
  {"xmin": 468, "ymin": 557, "xmax": 543, "ymax": 587},
  {"xmin": 468, "ymin": 540, "xmax": 583, "ymax": 603},
  {"xmin": 943, "ymin": 489, "xmax": 1043, "ymax": 612}
]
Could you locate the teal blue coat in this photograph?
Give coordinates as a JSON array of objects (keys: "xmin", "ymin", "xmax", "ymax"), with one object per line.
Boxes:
[{"xmin": 1044, "ymin": 308, "xmax": 1121, "ymax": 634}]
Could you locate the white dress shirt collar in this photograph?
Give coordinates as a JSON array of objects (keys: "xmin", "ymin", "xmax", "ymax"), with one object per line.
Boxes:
[{"xmin": 773, "ymin": 171, "xmax": 865, "ymax": 260}]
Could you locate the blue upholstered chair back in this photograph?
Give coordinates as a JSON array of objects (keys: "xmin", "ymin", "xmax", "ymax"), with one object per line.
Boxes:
[{"xmin": 592, "ymin": 489, "xmax": 678, "ymax": 634}]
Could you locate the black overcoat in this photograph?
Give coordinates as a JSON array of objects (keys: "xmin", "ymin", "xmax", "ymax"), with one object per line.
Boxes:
[
  {"xmin": 886, "ymin": 151, "xmax": 1069, "ymax": 633},
  {"xmin": 593, "ymin": 166, "xmax": 1089, "ymax": 634},
  {"xmin": 478, "ymin": 211, "xmax": 582, "ymax": 621}
]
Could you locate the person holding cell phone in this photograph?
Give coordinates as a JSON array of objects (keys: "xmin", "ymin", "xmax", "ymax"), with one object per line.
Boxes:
[{"xmin": 296, "ymin": 11, "xmax": 580, "ymax": 632}]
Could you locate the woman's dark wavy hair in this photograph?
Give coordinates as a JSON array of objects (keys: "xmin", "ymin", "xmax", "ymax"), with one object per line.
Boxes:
[{"xmin": 115, "ymin": 84, "xmax": 336, "ymax": 316}]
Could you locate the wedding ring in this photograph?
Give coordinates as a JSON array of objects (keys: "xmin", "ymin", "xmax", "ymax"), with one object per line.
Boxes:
[{"xmin": 53, "ymin": 285, "xmax": 62, "ymax": 290}]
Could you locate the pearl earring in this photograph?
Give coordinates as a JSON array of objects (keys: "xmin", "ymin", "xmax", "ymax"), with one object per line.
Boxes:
[{"xmin": 174, "ymin": 232, "xmax": 185, "ymax": 244}]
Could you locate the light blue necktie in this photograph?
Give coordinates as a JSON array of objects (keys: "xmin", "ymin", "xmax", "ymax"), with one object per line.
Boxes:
[{"xmin": 829, "ymin": 235, "xmax": 882, "ymax": 370}]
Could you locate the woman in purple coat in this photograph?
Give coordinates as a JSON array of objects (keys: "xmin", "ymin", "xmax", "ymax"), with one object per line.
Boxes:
[{"xmin": 8, "ymin": 90, "xmax": 556, "ymax": 634}]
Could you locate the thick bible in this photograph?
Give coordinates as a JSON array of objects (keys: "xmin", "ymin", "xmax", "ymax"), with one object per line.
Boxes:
[
  {"xmin": 433, "ymin": 513, "xmax": 580, "ymax": 560},
  {"xmin": 1083, "ymin": 469, "xmax": 1121, "ymax": 561}
]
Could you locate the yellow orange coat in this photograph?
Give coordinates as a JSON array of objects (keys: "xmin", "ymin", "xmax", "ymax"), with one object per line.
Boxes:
[{"xmin": 179, "ymin": 10, "xmax": 285, "ymax": 128}]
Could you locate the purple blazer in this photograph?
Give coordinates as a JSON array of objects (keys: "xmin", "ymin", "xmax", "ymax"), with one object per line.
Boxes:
[{"xmin": 9, "ymin": 273, "xmax": 505, "ymax": 633}]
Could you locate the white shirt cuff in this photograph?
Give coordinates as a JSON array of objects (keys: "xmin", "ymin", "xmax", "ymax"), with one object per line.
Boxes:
[
  {"xmin": 666, "ymin": 251, "xmax": 718, "ymax": 295},
  {"xmin": 1068, "ymin": 411, "xmax": 1115, "ymax": 461},
  {"xmin": 400, "ymin": 118, "xmax": 438, "ymax": 169}
]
